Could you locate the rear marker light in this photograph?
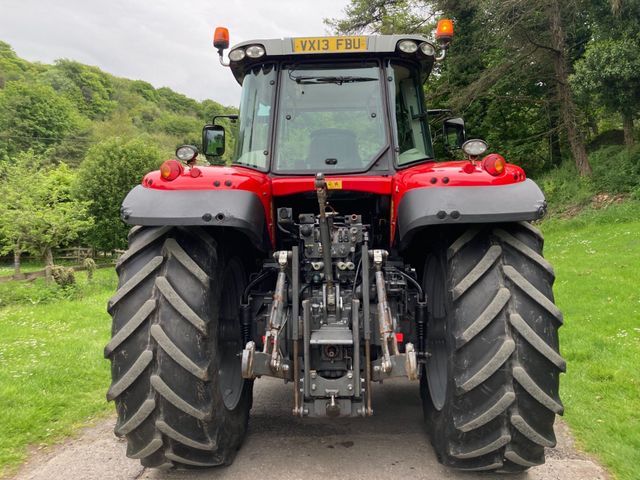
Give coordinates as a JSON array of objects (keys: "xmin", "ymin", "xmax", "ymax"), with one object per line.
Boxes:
[
  {"xmin": 482, "ymin": 154, "xmax": 506, "ymax": 176},
  {"xmin": 160, "ymin": 159, "xmax": 183, "ymax": 181}
]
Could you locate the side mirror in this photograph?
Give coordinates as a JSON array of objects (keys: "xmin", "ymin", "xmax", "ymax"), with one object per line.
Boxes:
[
  {"xmin": 443, "ymin": 117, "xmax": 466, "ymax": 150},
  {"xmin": 202, "ymin": 125, "xmax": 226, "ymax": 159}
]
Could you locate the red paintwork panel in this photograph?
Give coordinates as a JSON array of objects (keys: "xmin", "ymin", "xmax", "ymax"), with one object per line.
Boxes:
[
  {"xmin": 140, "ymin": 159, "xmax": 526, "ymax": 248},
  {"xmin": 143, "ymin": 165, "xmax": 275, "ymax": 243},
  {"xmin": 390, "ymin": 160, "xmax": 526, "ymax": 240},
  {"xmin": 271, "ymin": 176, "xmax": 393, "ymax": 196}
]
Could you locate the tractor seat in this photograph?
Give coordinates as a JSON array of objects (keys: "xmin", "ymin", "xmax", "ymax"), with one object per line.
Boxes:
[{"xmin": 307, "ymin": 128, "xmax": 361, "ymax": 168}]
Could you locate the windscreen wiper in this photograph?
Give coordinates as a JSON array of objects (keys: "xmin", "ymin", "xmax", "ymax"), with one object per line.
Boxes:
[{"xmin": 292, "ymin": 75, "xmax": 378, "ymax": 85}]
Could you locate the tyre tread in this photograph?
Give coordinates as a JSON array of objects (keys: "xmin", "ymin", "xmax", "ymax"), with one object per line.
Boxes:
[
  {"xmin": 424, "ymin": 224, "xmax": 564, "ymax": 473},
  {"xmin": 106, "ymin": 350, "xmax": 153, "ymax": 401}
]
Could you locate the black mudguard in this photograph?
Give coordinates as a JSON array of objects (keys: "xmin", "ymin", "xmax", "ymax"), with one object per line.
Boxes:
[
  {"xmin": 397, "ymin": 179, "xmax": 547, "ymax": 248},
  {"xmin": 120, "ymin": 186, "xmax": 269, "ymax": 251}
]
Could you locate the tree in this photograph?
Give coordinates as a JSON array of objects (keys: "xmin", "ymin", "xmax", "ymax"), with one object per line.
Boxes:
[
  {"xmin": 571, "ymin": 39, "xmax": 640, "ymax": 147},
  {"xmin": 0, "ymin": 153, "xmax": 39, "ymax": 276},
  {"xmin": 0, "ymin": 153, "xmax": 92, "ymax": 276},
  {"xmin": 76, "ymin": 137, "xmax": 164, "ymax": 251},
  {"xmin": 0, "ymin": 82, "xmax": 81, "ymax": 157},
  {"xmin": 547, "ymin": 0, "xmax": 592, "ymax": 175},
  {"xmin": 328, "ymin": 0, "xmax": 595, "ymax": 175},
  {"xmin": 0, "ymin": 41, "xmax": 31, "ymax": 88},
  {"xmin": 325, "ymin": 0, "xmax": 433, "ymax": 34},
  {"xmin": 34, "ymin": 163, "xmax": 94, "ymax": 268},
  {"xmin": 42, "ymin": 59, "xmax": 116, "ymax": 119}
]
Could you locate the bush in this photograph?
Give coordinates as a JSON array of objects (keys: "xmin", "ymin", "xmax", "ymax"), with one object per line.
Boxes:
[
  {"xmin": 589, "ymin": 145, "xmax": 640, "ymax": 194},
  {"xmin": 76, "ymin": 137, "xmax": 164, "ymax": 251},
  {"xmin": 51, "ymin": 266, "xmax": 75, "ymax": 287},
  {"xmin": 535, "ymin": 145, "xmax": 640, "ymax": 212},
  {"xmin": 83, "ymin": 258, "xmax": 96, "ymax": 281},
  {"xmin": 536, "ymin": 162, "xmax": 594, "ymax": 211}
]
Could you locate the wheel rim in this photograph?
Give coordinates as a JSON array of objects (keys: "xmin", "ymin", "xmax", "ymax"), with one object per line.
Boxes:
[
  {"xmin": 218, "ymin": 258, "xmax": 245, "ymax": 411},
  {"xmin": 423, "ymin": 255, "xmax": 448, "ymax": 411}
]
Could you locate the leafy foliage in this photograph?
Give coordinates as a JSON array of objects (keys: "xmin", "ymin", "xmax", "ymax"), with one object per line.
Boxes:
[
  {"xmin": 51, "ymin": 265, "xmax": 76, "ymax": 287},
  {"xmin": 0, "ymin": 43, "xmax": 235, "ymax": 257},
  {"xmin": 42, "ymin": 59, "xmax": 116, "ymax": 119},
  {"xmin": 0, "ymin": 153, "xmax": 93, "ymax": 266},
  {"xmin": 571, "ymin": 38, "xmax": 640, "ymax": 145},
  {"xmin": 76, "ymin": 137, "xmax": 163, "ymax": 251},
  {"xmin": 329, "ymin": 0, "xmax": 638, "ymax": 174},
  {"xmin": 0, "ymin": 82, "xmax": 81, "ymax": 156}
]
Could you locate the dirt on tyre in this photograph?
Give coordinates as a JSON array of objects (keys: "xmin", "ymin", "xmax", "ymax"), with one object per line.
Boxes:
[
  {"xmin": 105, "ymin": 226, "xmax": 252, "ymax": 468},
  {"xmin": 420, "ymin": 222, "xmax": 565, "ymax": 472}
]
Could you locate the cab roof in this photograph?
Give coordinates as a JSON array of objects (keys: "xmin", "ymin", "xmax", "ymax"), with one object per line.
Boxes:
[{"xmin": 228, "ymin": 34, "xmax": 436, "ymax": 85}]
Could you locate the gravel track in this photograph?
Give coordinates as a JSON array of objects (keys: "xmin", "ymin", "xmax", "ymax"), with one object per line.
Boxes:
[{"xmin": 11, "ymin": 378, "xmax": 608, "ymax": 480}]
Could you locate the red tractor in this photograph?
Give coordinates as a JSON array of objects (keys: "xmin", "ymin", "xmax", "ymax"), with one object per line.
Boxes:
[{"xmin": 106, "ymin": 21, "xmax": 564, "ymax": 472}]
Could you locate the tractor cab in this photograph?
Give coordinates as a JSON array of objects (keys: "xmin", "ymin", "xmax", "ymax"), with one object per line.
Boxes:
[{"xmin": 203, "ymin": 27, "xmax": 459, "ymax": 175}]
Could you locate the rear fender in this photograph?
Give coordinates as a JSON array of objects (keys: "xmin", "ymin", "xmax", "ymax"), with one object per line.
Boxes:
[
  {"xmin": 396, "ymin": 179, "xmax": 547, "ymax": 249},
  {"xmin": 121, "ymin": 186, "xmax": 269, "ymax": 251},
  {"xmin": 121, "ymin": 167, "xmax": 272, "ymax": 251}
]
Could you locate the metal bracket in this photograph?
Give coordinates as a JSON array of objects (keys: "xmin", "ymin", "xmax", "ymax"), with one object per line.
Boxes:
[
  {"xmin": 371, "ymin": 343, "xmax": 418, "ymax": 381},
  {"xmin": 242, "ymin": 340, "xmax": 293, "ymax": 380}
]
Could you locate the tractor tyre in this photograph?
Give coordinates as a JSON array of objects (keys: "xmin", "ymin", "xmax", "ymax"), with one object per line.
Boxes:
[
  {"xmin": 105, "ymin": 226, "xmax": 252, "ymax": 468},
  {"xmin": 420, "ymin": 222, "xmax": 565, "ymax": 472}
]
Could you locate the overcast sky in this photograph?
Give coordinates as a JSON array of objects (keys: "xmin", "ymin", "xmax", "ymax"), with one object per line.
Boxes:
[{"xmin": 0, "ymin": 0, "xmax": 351, "ymax": 106}]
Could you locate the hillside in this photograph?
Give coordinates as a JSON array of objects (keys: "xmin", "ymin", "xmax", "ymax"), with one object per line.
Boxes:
[
  {"xmin": 0, "ymin": 41, "xmax": 236, "ymax": 166},
  {"xmin": 0, "ymin": 42, "xmax": 240, "ymax": 262}
]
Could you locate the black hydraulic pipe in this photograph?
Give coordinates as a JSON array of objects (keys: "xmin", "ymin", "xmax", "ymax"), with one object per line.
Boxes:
[
  {"xmin": 242, "ymin": 267, "xmax": 276, "ymax": 303},
  {"xmin": 391, "ymin": 267, "xmax": 425, "ymax": 302}
]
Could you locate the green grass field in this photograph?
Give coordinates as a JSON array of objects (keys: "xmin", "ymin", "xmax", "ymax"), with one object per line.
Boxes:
[
  {"xmin": 0, "ymin": 269, "xmax": 116, "ymax": 477},
  {"xmin": 542, "ymin": 201, "xmax": 640, "ymax": 480},
  {"xmin": 0, "ymin": 204, "xmax": 638, "ymax": 478}
]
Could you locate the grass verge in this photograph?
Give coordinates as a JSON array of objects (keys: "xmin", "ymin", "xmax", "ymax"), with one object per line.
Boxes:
[
  {"xmin": 542, "ymin": 201, "xmax": 640, "ymax": 480},
  {"xmin": 0, "ymin": 269, "xmax": 116, "ymax": 477}
]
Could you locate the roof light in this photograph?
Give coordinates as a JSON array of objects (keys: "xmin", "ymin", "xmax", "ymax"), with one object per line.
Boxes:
[
  {"xmin": 213, "ymin": 27, "xmax": 229, "ymax": 50},
  {"xmin": 245, "ymin": 45, "xmax": 265, "ymax": 58},
  {"xmin": 398, "ymin": 40, "xmax": 418, "ymax": 53},
  {"xmin": 228, "ymin": 48, "xmax": 246, "ymax": 62},
  {"xmin": 419, "ymin": 42, "xmax": 436, "ymax": 56},
  {"xmin": 160, "ymin": 159, "xmax": 183, "ymax": 181},
  {"xmin": 436, "ymin": 19, "xmax": 454, "ymax": 42},
  {"xmin": 482, "ymin": 153, "xmax": 506, "ymax": 176},
  {"xmin": 462, "ymin": 139, "xmax": 488, "ymax": 157}
]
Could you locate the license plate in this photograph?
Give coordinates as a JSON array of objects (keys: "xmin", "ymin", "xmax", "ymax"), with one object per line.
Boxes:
[{"xmin": 293, "ymin": 36, "xmax": 367, "ymax": 54}]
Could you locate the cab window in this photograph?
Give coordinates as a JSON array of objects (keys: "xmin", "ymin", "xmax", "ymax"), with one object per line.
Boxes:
[{"xmin": 387, "ymin": 61, "xmax": 434, "ymax": 165}]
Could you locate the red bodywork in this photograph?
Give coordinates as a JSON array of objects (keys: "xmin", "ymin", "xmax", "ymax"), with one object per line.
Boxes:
[{"xmin": 142, "ymin": 160, "xmax": 527, "ymax": 247}]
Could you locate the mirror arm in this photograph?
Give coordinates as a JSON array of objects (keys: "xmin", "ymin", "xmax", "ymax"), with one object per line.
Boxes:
[{"xmin": 218, "ymin": 48, "xmax": 230, "ymax": 67}]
